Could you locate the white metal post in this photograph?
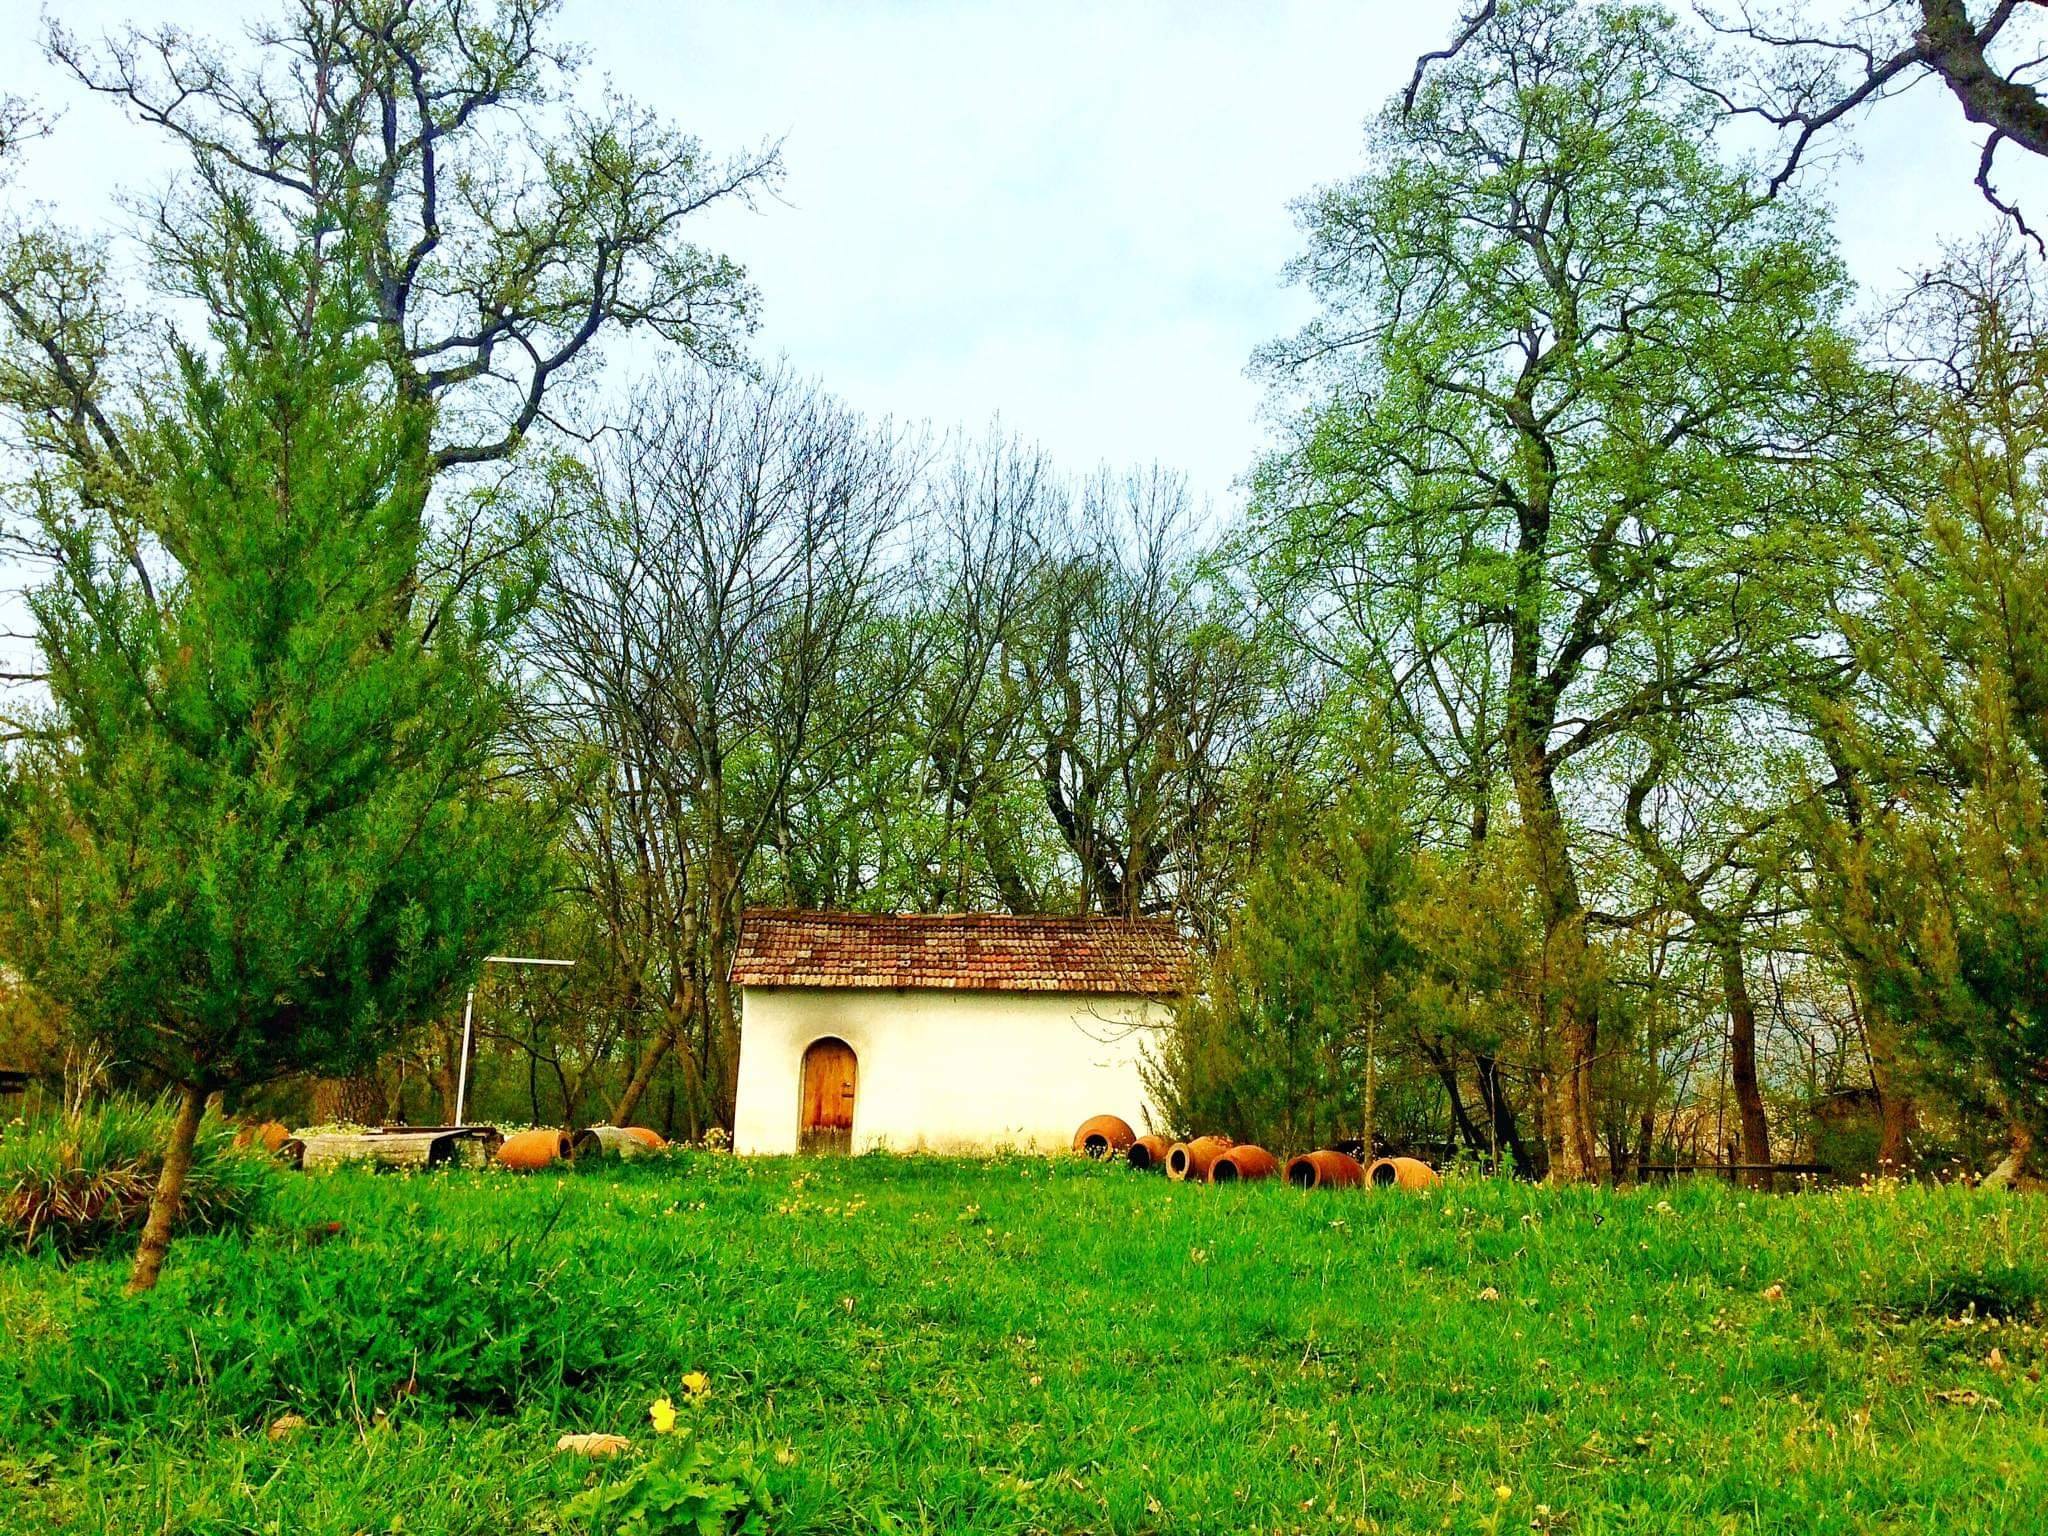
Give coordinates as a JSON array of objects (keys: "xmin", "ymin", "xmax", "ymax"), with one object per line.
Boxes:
[{"xmin": 454, "ymin": 986, "xmax": 477, "ymax": 1127}]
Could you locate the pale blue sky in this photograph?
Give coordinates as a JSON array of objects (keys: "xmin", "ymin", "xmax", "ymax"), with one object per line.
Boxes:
[{"xmin": 3, "ymin": 1, "xmax": 2031, "ymax": 510}]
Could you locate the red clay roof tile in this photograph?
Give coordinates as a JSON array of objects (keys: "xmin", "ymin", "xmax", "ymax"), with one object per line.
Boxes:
[{"xmin": 730, "ymin": 910, "xmax": 1192, "ymax": 995}]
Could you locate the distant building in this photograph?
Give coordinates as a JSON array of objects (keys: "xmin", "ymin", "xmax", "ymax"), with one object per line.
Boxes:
[{"xmin": 730, "ymin": 910, "xmax": 1191, "ymax": 1155}]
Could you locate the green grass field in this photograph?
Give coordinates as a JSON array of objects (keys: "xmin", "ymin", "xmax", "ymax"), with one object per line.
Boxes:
[{"xmin": 3, "ymin": 1154, "xmax": 2045, "ymax": 1535}]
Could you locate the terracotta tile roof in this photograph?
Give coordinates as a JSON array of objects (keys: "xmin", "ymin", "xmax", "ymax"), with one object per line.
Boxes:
[{"xmin": 731, "ymin": 910, "xmax": 1193, "ymax": 995}]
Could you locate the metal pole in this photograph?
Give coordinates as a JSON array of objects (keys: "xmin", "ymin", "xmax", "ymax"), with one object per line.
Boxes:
[{"xmin": 455, "ymin": 987, "xmax": 476, "ymax": 1127}]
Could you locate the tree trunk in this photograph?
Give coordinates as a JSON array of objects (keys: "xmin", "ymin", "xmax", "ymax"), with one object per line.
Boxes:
[
  {"xmin": 612, "ymin": 986, "xmax": 695, "ymax": 1126},
  {"xmin": 1360, "ymin": 997, "xmax": 1380, "ymax": 1161},
  {"xmin": 1919, "ymin": 0, "xmax": 2048, "ymax": 161},
  {"xmin": 1980, "ymin": 1122, "xmax": 2035, "ymax": 1190},
  {"xmin": 708, "ymin": 967, "xmax": 740, "ymax": 1126},
  {"xmin": 1821, "ymin": 738, "xmax": 1917, "ymax": 1178},
  {"xmin": 432, "ymin": 1020, "xmax": 463, "ymax": 1124},
  {"xmin": 1545, "ymin": 970, "xmax": 1598, "ymax": 1179},
  {"xmin": 611, "ymin": 1029, "xmax": 671, "ymax": 1126},
  {"xmin": 127, "ymin": 1081, "xmax": 207, "ymax": 1295},
  {"xmin": 1864, "ymin": 1008, "xmax": 1918, "ymax": 1177},
  {"xmin": 312, "ymin": 1071, "xmax": 388, "ymax": 1127},
  {"xmin": 1424, "ymin": 1041, "xmax": 1486, "ymax": 1153},
  {"xmin": 1474, "ymin": 1052, "xmax": 1532, "ymax": 1177},
  {"xmin": 1876, "ymin": 1078, "xmax": 1919, "ymax": 1175},
  {"xmin": 1717, "ymin": 936, "xmax": 1772, "ymax": 1189},
  {"xmin": 1508, "ymin": 729, "xmax": 1599, "ymax": 1181}
]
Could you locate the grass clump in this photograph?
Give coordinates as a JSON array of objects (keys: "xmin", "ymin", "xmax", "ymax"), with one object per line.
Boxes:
[
  {"xmin": 562, "ymin": 1430, "xmax": 774, "ymax": 1535},
  {"xmin": 1889, "ymin": 1261, "xmax": 2045, "ymax": 1322},
  {"xmin": 9, "ymin": 1195, "xmax": 648, "ymax": 1438},
  {"xmin": 0, "ymin": 1095, "xmax": 276, "ymax": 1258}
]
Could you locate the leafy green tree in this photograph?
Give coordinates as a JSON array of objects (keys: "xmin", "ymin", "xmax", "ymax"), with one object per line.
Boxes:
[
  {"xmin": 1621, "ymin": 689, "xmax": 1797, "ymax": 1186},
  {"xmin": 1256, "ymin": 0, "xmax": 1866, "ymax": 1176},
  {"xmin": 1802, "ymin": 248, "xmax": 2048, "ymax": 1175},
  {"xmin": 1399, "ymin": 828, "xmax": 1550, "ymax": 1174},
  {"xmin": 0, "ymin": 235, "xmax": 554, "ymax": 1292},
  {"xmin": 1153, "ymin": 782, "xmax": 1421, "ymax": 1152},
  {"xmin": 0, "ymin": 0, "xmax": 775, "ymax": 1147}
]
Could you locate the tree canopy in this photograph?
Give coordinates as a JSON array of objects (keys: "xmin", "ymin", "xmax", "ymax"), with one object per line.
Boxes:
[{"xmin": 3, "ymin": 0, "xmax": 2046, "ymax": 1202}]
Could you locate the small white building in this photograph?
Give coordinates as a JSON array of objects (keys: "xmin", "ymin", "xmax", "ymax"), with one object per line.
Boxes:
[{"xmin": 730, "ymin": 910, "xmax": 1191, "ymax": 1155}]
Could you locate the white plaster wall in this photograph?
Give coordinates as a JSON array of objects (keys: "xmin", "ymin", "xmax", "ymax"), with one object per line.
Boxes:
[{"xmin": 731, "ymin": 985, "xmax": 1167, "ymax": 1155}]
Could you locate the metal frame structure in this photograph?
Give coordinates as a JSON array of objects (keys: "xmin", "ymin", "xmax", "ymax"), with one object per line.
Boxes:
[{"xmin": 453, "ymin": 955, "xmax": 574, "ymax": 1126}]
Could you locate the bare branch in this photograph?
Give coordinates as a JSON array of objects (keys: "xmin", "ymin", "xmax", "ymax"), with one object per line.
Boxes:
[{"xmin": 1404, "ymin": 1, "xmax": 1499, "ymax": 115}]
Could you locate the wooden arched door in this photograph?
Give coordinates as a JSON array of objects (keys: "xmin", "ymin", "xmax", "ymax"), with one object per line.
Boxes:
[{"xmin": 799, "ymin": 1037, "xmax": 857, "ymax": 1155}]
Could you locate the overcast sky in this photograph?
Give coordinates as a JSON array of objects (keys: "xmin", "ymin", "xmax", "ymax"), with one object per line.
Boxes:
[{"xmin": 3, "ymin": 1, "xmax": 2034, "ymax": 511}]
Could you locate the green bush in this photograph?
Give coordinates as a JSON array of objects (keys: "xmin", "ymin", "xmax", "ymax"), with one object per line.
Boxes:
[
  {"xmin": 0, "ymin": 1095, "xmax": 276, "ymax": 1259},
  {"xmin": 5, "ymin": 1191, "xmax": 650, "ymax": 1441}
]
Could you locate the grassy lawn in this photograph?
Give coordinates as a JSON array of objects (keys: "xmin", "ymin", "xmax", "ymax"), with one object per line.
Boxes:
[{"xmin": 2, "ymin": 1154, "xmax": 2045, "ymax": 1535}]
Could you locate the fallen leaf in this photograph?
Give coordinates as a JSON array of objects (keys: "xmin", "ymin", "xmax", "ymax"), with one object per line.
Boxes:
[
  {"xmin": 556, "ymin": 1432, "xmax": 633, "ymax": 1457},
  {"xmin": 1762, "ymin": 1284, "xmax": 1785, "ymax": 1302},
  {"xmin": 267, "ymin": 1413, "xmax": 307, "ymax": 1442}
]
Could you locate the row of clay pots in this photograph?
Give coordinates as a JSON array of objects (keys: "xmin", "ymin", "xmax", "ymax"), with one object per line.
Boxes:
[
  {"xmin": 1283, "ymin": 1148, "xmax": 1442, "ymax": 1190},
  {"xmin": 499, "ymin": 1124, "xmax": 668, "ymax": 1170},
  {"xmin": 1072, "ymin": 1116, "xmax": 1441, "ymax": 1190}
]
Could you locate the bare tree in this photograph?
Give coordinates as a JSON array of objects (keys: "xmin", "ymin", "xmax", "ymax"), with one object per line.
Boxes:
[
  {"xmin": 1700, "ymin": 3, "xmax": 2048, "ymax": 237},
  {"xmin": 906, "ymin": 431, "xmax": 1070, "ymax": 912},
  {"xmin": 1029, "ymin": 469, "xmax": 1271, "ymax": 922},
  {"xmin": 527, "ymin": 368, "xmax": 921, "ymax": 1125},
  {"xmin": 42, "ymin": 0, "xmax": 779, "ymax": 471},
  {"xmin": 0, "ymin": 95, "xmax": 47, "ymax": 169}
]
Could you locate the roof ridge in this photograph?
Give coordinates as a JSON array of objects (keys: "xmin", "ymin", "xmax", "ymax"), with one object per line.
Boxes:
[{"xmin": 738, "ymin": 906, "xmax": 1180, "ymax": 926}]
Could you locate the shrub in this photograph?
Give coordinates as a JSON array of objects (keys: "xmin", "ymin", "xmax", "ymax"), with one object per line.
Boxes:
[
  {"xmin": 6, "ymin": 1199, "xmax": 651, "ymax": 1441},
  {"xmin": 0, "ymin": 1095, "xmax": 276, "ymax": 1258}
]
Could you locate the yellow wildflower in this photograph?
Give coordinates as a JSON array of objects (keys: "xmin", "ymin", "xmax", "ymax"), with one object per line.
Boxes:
[
  {"xmin": 681, "ymin": 1371, "xmax": 711, "ymax": 1400},
  {"xmin": 649, "ymin": 1396, "xmax": 677, "ymax": 1434}
]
